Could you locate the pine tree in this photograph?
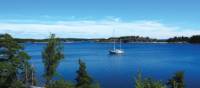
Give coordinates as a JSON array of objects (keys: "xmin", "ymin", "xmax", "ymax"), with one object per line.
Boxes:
[
  {"xmin": 42, "ymin": 34, "xmax": 64, "ymax": 85},
  {"xmin": 167, "ymin": 71, "xmax": 184, "ymax": 88},
  {"xmin": 135, "ymin": 70, "xmax": 166, "ymax": 88},
  {"xmin": 46, "ymin": 80, "xmax": 74, "ymax": 88},
  {"xmin": 0, "ymin": 34, "xmax": 31, "ymax": 87},
  {"xmin": 135, "ymin": 70, "xmax": 144, "ymax": 88},
  {"xmin": 75, "ymin": 59, "xmax": 93, "ymax": 88}
]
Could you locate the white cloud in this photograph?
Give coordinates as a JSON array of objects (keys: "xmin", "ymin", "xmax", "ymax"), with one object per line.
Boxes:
[{"xmin": 0, "ymin": 19, "xmax": 200, "ymax": 39}]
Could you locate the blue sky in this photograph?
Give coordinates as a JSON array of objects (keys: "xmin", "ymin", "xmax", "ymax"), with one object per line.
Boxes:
[{"xmin": 0, "ymin": 0, "xmax": 200, "ymax": 39}]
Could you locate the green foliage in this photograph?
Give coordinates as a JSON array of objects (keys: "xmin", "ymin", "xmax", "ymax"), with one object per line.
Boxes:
[
  {"xmin": 135, "ymin": 71, "xmax": 143, "ymax": 88},
  {"xmin": 30, "ymin": 66, "xmax": 37, "ymax": 86},
  {"xmin": 46, "ymin": 58, "xmax": 100, "ymax": 88},
  {"xmin": 21, "ymin": 64, "xmax": 37, "ymax": 86},
  {"xmin": 0, "ymin": 62, "xmax": 16, "ymax": 87},
  {"xmin": 135, "ymin": 71, "xmax": 166, "ymax": 88},
  {"xmin": 89, "ymin": 83, "xmax": 100, "ymax": 88},
  {"xmin": 142, "ymin": 78, "xmax": 166, "ymax": 88},
  {"xmin": 167, "ymin": 35, "xmax": 200, "ymax": 43},
  {"xmin": 167, "ymin": 36, "xmax": 189, "ymax": 43},
  {"xmin": 189, "ymin": 35, "xmax": 200, "ymax": 43},
  {"xmin": 46, "ymin": 80, "xmax": 74, "ymax": 88},
  {"xmin": 42, "ymin": 34, "xmax": 64, "ymax": 85},
  {"xmin": 98, "ymin": 36, "xmax": 157, "ymax": 43},
  {"xmin": 167, "ymin": 71, "xmax": 184, "ymax": 88},
  {"xmin": 135, "ymin": 71, "xmax": 185, "ymax": 88},
  {"xmin": 75, "ymin": 59, "xmax": 93, "ymax": 88},
  {"xmin": 0, "ymin": 33, "xmax": 32, "ymax": 87},
  {"xmin": 9, "ymin": 80, "xmax": 26, "ymax": 88},
  {"xmin": 0, "ymin": 34, "xmax": 23, "ymax": 58}
]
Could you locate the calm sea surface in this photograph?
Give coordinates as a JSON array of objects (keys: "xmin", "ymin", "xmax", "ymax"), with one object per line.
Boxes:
[{"xmin": 24, "ymin": 42, "xmax": 200, "ymax": 88}]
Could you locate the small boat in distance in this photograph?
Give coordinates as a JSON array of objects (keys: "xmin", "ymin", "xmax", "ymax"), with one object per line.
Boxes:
[
  {"xmin": 109, "ymin": 39, "xmax": 124, "ymax": 54},
  {"xmin": 109, "ymin": 30, "xmax": 124, "ymax": 55}
]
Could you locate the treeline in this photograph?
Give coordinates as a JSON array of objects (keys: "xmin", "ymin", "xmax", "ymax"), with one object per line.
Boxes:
[
  {"xmin": 0, "ymin": 33, "xmax": 187, "ymax": 88},
  {"xmin": 167, "ymin": 35, "xmax": 200, "ymax": 43},
  {"xmin": 13, "ymin": 36, "xmax": 158, "ymax": 43},
  {"xmin": 99, "ymin": 35, "xmax": 200, "ymax": 43},
  {"xmin": 167, "ymin": 36, "xmax": 189, "ymax": 43},
  {"xmin": 97, "ymin": 36, "xmax": 157, "ymax": 43},
  {"xmin": 3, "ymin": 34, "xmax": 199, "ymax": 44},
  {"xmin": 14, "ymin": 38, "xmax": 94, "ymax": 43}
]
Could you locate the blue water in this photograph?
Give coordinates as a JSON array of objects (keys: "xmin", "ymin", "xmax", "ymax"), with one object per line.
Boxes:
[{"xmin": 24, "ymin": 42, "xmax": 200, "ymax": 88}]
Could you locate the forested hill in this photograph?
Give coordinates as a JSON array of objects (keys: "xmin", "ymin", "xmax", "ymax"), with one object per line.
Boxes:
[
  {"xmin": 13, "ymin": 36, "xmax": 159, "ymax": 43},
  {"xmin": 1, "ymin": 34, "xmax": 200, "ymax": 43},
  {"xmin": 167, "ymin": 35, "xmax": 200, "ymax": 43},
  {"xmin": 96, "ymin": 36, "xmax": 157, "ymax": 43}
]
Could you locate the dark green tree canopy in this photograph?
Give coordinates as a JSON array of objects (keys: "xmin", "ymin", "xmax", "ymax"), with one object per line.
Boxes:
[
  {"xmin": 135, "ymin": 71, "xmax": 166, "ymax": 88},
  {"xmin": 167, "ymin": 71, "xmax": 184, "ymax": 88},
  {"xmin": 0, "ymin": 33, "xmax": 32, "ymax": 87},
  {"xmin": 46, "ymin": 80, "xmax": 74, "ymax": 88},
  {"xmin": 189, "ymin": 35, "xmax": 200, "ymax": 43},
  {"xmin": 76, "ymin": 59, "xmax": 93, "ymax": 88},
  {"xmin": 42, "ymin": 34, "xmax": 64, "ymax": 85}
]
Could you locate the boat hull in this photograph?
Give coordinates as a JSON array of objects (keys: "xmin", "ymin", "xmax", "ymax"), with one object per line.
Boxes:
[{"xmin": 109, "ymin": 49, "xmax": 124, "ymax": 54}]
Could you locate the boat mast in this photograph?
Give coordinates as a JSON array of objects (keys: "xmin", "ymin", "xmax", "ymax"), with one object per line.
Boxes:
[
  {"xmin": 120, "ymin": 38, "xmax": 122, "ymax": 50},
  {"xmin": 113, "ymin": 29, "xmax": 116, "ymax": 50}
]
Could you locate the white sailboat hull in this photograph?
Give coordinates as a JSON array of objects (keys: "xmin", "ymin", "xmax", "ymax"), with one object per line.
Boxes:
[{"xmin": 109, "ymin": 49, "xmax": 124, "ymax": 54}]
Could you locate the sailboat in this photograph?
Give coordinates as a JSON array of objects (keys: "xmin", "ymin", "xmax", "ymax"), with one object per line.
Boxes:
[{"xmin": 109, "ymin": 30, "xmax": 124, "ymax": 54}]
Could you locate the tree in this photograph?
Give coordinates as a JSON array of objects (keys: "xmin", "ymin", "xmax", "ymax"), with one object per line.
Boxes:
[
  {"xmin": 142, "ymin": 78, "xmax": 166, "ymax": 88},
  {"xmin": 0, "ymin": 34, "xmax": 31, "ymax": 87},
  {"xmin": 75, "ymin": 59, "xmax": 93, "ymax": 88},
  {"xmin": 189, "ymin": 35, "xmax": 200, "ymax": 43},
  {"xmin": 46, "ymin": 80, "xmax": 74, "ymax": 88},
  {"xmin": 9, "ymin": 80, "xmax": 26, "ymax": 88},
  {"xmin": 21, "ymin": 64, "xmax": 37, "ymax": 86},
  {"xmin": 167, "ymin": 36, "xmax": 189, "ymax": 43},
  {"xmin": 0, "ymin": 61, "xmax": 16, "ymax": 87},
  {"xmin": 42, "ymin": 34, "xmax": 64, "ymax": 85},
  {"xmin": 135, "ymin": 70, "xmax": 144, "ymax": 88},
  {"xmin": 167, "ymin": 71, "xmax": 184, "ymax": 88},
  {"xmin": 135, "ymin": 70, "xmax": 166, "ymax": 88}
]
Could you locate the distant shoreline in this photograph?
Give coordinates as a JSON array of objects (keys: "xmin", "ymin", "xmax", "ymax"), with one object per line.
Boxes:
[
  {"xmin": 23, "ymin": 41, "xmax": 192, "ymax": 44},
  {"xmin": 2, "ymin": 34, "xmax": 198, "ymax": 44}
]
